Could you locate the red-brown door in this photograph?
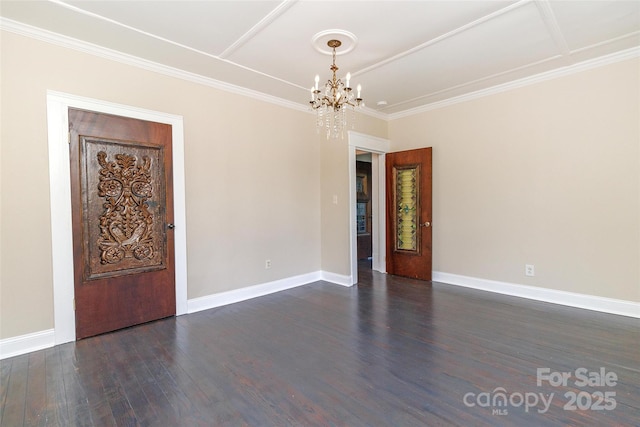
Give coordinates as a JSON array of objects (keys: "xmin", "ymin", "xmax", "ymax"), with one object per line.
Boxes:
[
  {"xmin": 386, "ymin": 147, "xmax": 432, "ymax": 280},
  {"xmin": 69, "ymin": 108, "xmax": 175, "ymax": 339}
]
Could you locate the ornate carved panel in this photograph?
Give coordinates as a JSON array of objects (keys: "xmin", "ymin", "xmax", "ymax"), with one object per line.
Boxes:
[{"xmin": 81, "ymin": 137, "xmax": 166, "ymax": 279}]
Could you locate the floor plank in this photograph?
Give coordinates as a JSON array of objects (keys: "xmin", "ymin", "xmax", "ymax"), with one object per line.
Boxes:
[
  {"xmin": 71, "ymin": 339, "xmax": 117, "ymax": 426},
  {"xmin": 59, "ymin": 343, "xmax": 96, "ymax": 427},
  {"xmin": 1, "ymin": 266, "xmax": 638, "ymax": 426},
  {"xmin": 23, "ymin": 351, "xmax": 46, "ymax": 426},
  {"xmin": 1, "ymin": 355, "xmax": 27, "ymax": 427},
  {"xmin": 43, "ymin": 347, "xmax": 71, "ymax": 426},
  {"xmin": 0, "ymin": 358, "xmax": 13, "ymax": 421}
]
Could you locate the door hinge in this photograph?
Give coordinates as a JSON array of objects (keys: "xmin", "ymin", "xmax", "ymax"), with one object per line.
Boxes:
[
  {"xmin": 73, "ymin": 298, "xmax": 76, "ymax": 310},
  {"xmin": 68, "ymin": 131, "xmax": 71, "ymax": 144}
]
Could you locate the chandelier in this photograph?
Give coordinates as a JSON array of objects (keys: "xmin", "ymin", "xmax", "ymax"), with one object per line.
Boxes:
[{"xmin": 309, "ymin": 39, "xmax": 363, "ymax": 139}]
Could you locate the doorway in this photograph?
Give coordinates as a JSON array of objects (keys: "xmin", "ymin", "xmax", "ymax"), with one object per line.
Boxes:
[
  {"xmin": 47, "ymin": 91, "xmax": 188, "ymax": 345},
  {"xmin": 348, "ymin": 133, "xmax": 433, "ymax": 285},
  {"xmin": 348, "ymin": 132, "xmax": 390, "ymax": 285},
  {"xmin": 69, "ymin": 108, "xmax": 176, "ymax": 339},
  {"xmin": 356, "ymin": 153, "xmax": 373, "ymax": 265}
]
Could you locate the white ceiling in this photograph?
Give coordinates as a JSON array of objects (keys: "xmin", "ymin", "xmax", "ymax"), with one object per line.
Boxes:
[{"xmin": 1, "ymin": 1, "xmax": 639, "ymax": 117}]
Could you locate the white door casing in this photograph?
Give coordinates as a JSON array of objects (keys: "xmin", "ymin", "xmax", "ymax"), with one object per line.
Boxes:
[
  {"xmin": 47, "ymin": 91, "xmax": 188, "ymax": 344},
  {"xmin": 348, "ymin": 131, "xmax": 390, "ymax": 285}
]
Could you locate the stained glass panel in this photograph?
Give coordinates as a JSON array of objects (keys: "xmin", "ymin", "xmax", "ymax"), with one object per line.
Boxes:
[{"xmin": 395, "ymin": 166, "xmax": 419, "ymax": 252}]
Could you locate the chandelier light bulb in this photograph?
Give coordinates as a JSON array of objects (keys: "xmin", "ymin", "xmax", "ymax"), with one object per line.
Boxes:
[
  {"xmin": 346, "ymin": 72, "xmax": 351, "ymax": 88},
  {"xmin": 357, "ymin": 84, "xmax": 361, "ymax": 98},
  {"xmin": 314, "ymin": 75, "xmax": 319, "ymax": 90}
]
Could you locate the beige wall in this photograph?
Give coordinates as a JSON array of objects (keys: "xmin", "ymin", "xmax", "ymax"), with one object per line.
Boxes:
[
  {"xmin": 320, "ymin": 116, "xmax": 387, "ymax": 276},
  {"xmin": 389, "ymin": 58, "xmax": 640, "ymax": 302},
  {"xmin": 1, "ymin": 28, "xmax": 637, "ymax": 341},
  {"xmin": 0, "ymin": 31, "xmax": 387, "ymax": 340}
]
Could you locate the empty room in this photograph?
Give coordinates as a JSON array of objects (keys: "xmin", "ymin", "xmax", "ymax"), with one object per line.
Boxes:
[{"xmin": 1, "ymin": 1, "xmax": 639, "ymax": 426}]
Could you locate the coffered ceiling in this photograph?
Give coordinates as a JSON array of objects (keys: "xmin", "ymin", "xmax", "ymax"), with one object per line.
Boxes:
[{"xmin": 1, "ymin": 1, "xmax": 639, "ymax": 118}]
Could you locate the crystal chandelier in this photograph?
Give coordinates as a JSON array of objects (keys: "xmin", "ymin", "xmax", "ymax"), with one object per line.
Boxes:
[{"xmin": 309, "ymin": 39, "xmax": 363, "ymax": 139}]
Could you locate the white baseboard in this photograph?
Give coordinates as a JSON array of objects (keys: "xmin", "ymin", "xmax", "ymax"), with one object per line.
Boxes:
[
  {"xmin": 0, "ymin": 329, "xmax": 55, "ymax": 360},
  {"xmin": 1, "ymin": 270, "xmax": 352, "ymax": 359},
  {"xmin": 3, "ymin": 271, "xmax": 637, "ymax": 359},
  {"xmin": 321, "ymin": 271, "xmax": 354, "ymax": 287},
  {"xmin": 187, "ymin": 270, "xmax": 357, "ymax": 314},
  {"xmin": 433, "ymin": 271, "xmax": 640, "ymax": 319},
  {"xmin": 187, "ymin": 271, "xmax": 326, "ymax": 314}
]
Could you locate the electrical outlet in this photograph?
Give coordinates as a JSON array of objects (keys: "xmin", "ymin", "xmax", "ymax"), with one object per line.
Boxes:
[
  {"xmin": 525, "ymin": 264, "xmax": 535, "ymax": 277},
  {"xmin": 265, "ymin": 259, "xmax": 272, "ymax": 269}
]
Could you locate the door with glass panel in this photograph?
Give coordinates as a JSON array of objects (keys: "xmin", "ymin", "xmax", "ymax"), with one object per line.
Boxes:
[{"xmin": 385, "ymin": 147, "xmax": 432, "ymax": 280}]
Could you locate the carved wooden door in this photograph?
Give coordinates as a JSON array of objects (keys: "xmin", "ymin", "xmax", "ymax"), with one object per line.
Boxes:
[
  {"xmin": 69, "ymin": 108, "xmax": 175, "ymax": 339},
  {"xmin": 386, "ymin": 148, "xmax": 432, "ymax": 281}
]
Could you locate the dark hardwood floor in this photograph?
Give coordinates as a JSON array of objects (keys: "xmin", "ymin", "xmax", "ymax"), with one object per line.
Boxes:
[{"xmin": 2, "ymin": 265, "xmax": 639, "ymax": 426}]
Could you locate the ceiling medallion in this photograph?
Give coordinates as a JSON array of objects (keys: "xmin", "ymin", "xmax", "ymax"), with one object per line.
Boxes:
[
  {"xmin": 312, "ymin": 29, "xmax": 357, "ymax": 55},
  {"xmin": 309, "ymin": 35, "xmax": 363, "ymax": 140}
]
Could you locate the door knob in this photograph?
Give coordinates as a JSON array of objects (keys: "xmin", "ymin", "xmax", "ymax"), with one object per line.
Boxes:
[
  {"xmin": 420, "ymin": 221, "xmax": 431, "ymax": 228},
  {"xmin": 167, "ymin": 223, "xmax": 175, "ymax": 229}
]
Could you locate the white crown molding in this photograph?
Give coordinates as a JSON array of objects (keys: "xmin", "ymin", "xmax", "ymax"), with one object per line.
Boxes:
[
  {"xmin": 0, "ymin": 329, "xmax": 55, "ymax": 360},
  {"xmin": 433, "ymin": 271, "xmax": 640, "ymax": 319},
  {"xmin": 0, "ymin": 17, "xmax": 309, "ymax": 113},
  {"xmin": 535, "ymin": 0, "xmax": 571, "ymax": 57},
  {"xmin": 0, "ymin": 17, "xmax": 388, "ymax": 120},
  {"xmin": 2, "ymin": 17, "xmax": 637, "ymax": 126},
  {"xmin": 356, "ymin": 0, "xmax": 530, "ymax": 78},
  {"xmin": 220, "ymin": 0, "xmax": 297, "ymax": 59},
  {"xmin": 389, "ymin": 46, "xmax": 640, "ymax": 120},
  {"xmin": 358, "ymin": 106, "xmax": 388, "ymax": 121}
]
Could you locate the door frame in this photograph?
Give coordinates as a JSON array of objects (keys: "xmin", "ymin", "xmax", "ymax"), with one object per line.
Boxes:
[
  {"xmin": 348, "ymin": 131, "xmax": 390, "ymax": 285},
  {"xmin": 46, "ymin": 91, "xmax": 188, "ymax": 345}
]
